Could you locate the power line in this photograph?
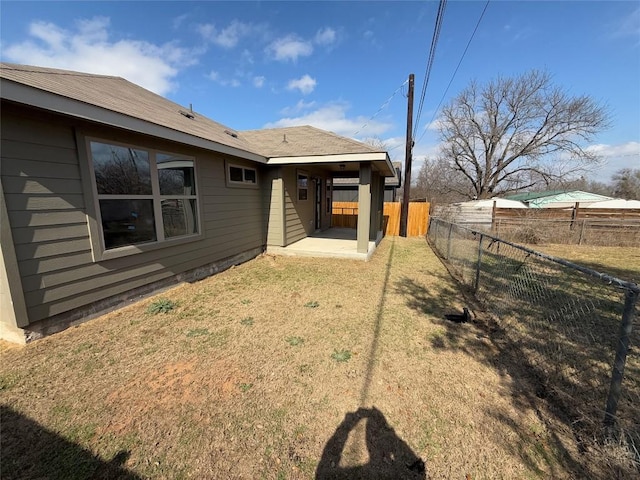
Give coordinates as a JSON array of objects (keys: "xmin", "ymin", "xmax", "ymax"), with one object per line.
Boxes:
[
  {"xmin": 413, "ymin": 0, "xmax": 448, "ymax": 140},
  {"xmin": 353, "ymin": 78, "xmax": 409, "ymax": 136},
  {"xmin": 415, "ymin": 0, "xmax": 491, "ymax": 147}
]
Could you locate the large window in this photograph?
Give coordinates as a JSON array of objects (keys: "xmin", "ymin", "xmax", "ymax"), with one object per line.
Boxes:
[{"xmin": 89, "ymin": 141, "xmax": 198, "ymax": 251}]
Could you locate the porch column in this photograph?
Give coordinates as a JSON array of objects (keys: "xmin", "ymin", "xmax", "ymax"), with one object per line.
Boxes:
[
  {"xmin": 376, "ymin": 173, "xmax": 385, "ymax": 235},
  {"xmin": 357, "ymin": 163, "xmax": 372, "ymax": 253},
  {"xmin": 369, "ymin": 172, "xmax": 380, "ymax": 240}
]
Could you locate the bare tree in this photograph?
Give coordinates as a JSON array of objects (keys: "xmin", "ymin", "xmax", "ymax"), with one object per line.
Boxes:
[
  {"xmin": 612, "ymin": 168, "xmax": 640, "ymax": 200},
  {"xmin": 362, "ymin": 136, "xmax": 389, "ymax": 151},
  {"xmin": 437, "ymin": 70, "xmax": 610, "ymax": 199},
  {"xmin": 537, "ymin": 175, "xmax": 614, "ymax": 197},
  {"xmin": 412, "ymin": 157, "xmax": 471, "ymax": 204}
]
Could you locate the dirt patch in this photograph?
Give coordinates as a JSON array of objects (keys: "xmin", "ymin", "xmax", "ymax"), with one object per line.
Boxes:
[{"xmin": 102, "ymin": 358, "xmax": 247, "ymax": 435}]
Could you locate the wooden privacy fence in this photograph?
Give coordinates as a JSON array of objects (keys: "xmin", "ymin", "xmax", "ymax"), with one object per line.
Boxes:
[
  {"xmin": 492, "ymin": 205, "xmax": 640, "ymax": 245},
  {"xmin": 332, "ymin": 202, "xmax": 430, "ymax": 237}
]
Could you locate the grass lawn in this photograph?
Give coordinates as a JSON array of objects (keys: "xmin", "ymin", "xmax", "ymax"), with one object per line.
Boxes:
[
  {"xmin": 532, "ymin": 244, "xmax": 640, "ymax": 284},
  {"xmin": 0, "ymin": 237, "xmax": 623, "ymax": 479}
]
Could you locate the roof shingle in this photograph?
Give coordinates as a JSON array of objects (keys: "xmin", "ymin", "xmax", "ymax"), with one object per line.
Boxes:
[
  {"xmin": 242, "ymin": 125, "xmax": 384, "ymax": 158},
  {"xmin": 0, "ymin": 63, "xmax": 257, "ymax": 156},
  {"xmin": 1, "ymin": 63, "xmax": 392, "ymax": 173}
]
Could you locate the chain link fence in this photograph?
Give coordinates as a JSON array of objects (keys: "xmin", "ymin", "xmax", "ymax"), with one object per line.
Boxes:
[
  {"xmin": 493, "ymin": 217, "xmax": 640, "ymax": 247},
  {"xmin": 428, "ymin": 217, "xmax": 639, "ymax": 466}
]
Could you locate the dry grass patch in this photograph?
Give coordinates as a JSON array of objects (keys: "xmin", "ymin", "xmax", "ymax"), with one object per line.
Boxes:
[
  {"xmin": 532, "ymin": 244, "xmax": 640, "ymax": 284},
  {"xmin": 1, "ymin": 237, "xmax": 597, "ymax": 479}
]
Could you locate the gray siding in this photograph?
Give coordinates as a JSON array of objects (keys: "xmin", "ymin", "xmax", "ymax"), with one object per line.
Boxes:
[
  {"xmin": 1, "ymin": 105, "xmax": 265, "ymax": 326},
  {"xmin": 333, "ymin": 186, "xmax": 397, "ymax": 203},
  {"xmin": 282, "ymin": 167, "xmax": 311, "ymax": 245},
  {"xmin": 262, "ymin": 169, "xmax": 284, "ymax": 247},
  {"xmin": 280, "ymin": 167, "xmax": 332, "ymax": 245}
]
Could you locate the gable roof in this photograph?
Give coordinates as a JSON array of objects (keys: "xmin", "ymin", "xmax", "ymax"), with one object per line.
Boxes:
[
  {"xmin": 242, "ymin": 126, "xmax": 394, "ymax": 176},
  {"xmin": 505, "ymin": 190, "xmax": 568, "ymax": 202},
  {"xmin": 0, "ymin": 63, "xmax": 264, "ymax": 161},
  {"xmin": 242, "ymin": 125, "xmax": 383, "ymax": 157},
  {"xmin": 503, "ymin": 190, "xmax": 613, "ymax": 208},
  {"xmin": 0, "ymin": 63, "xmax": 395, "ymax": 176}
]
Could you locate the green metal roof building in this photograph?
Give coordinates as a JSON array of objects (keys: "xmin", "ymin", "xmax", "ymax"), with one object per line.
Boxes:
[{"xmin": 504, "ymin": 190, "xmax": 612, "ymax": 208}]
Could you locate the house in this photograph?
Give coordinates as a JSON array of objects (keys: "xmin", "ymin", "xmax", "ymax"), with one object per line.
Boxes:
[
  {"xmin": 432, "ymin": 198, "xmax": 527, "ymax": 230},
  {"xmin": 0, "ymin": 63, "xmax": 395, "ymax": 343},
  {"xmin": 504, "ymin": 190, "xmax": 613, "ymax": 208},
  {"xmin": 332, "ymin": 162, "xmax": 402, "ymax": 202},
  {"xmin": 584, "ymin": 199, "xmax": 640, "ymax": 209}
]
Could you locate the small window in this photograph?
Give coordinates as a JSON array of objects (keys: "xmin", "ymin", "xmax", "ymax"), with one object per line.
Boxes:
[
  {"xmin": 228, "ymin": 164, "xmax": 257, "ymax": 186},
  {"xmin": 298, "ymin": 171, "xmax": 309, "ymax": 201},
  {"xmin": 229, "ymin": 166, "xmax": 244, "ymax": 183},
  {"xmin": 89, "ymin": 140, "xmax": 199, "ymax": 252},
  {"xmin": 244, "ymin": 168, "xmax": 256, "ymax": 184}
]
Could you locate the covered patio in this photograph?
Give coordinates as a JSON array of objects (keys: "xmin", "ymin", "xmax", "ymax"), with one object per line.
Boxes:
[
  {"xmin": 243, "ymin": 126, "xmax": 396, "ymax": 260},
  {"xmin": 265, "ymin": 227, "xmax": 378, "ymax": 261}
]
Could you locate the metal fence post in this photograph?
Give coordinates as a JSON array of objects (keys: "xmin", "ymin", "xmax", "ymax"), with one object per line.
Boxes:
[
  {"xmin": 474, "ymin": 234, "xmax": 484, "ymax": 293},
  {"xmin": 604, "ymin": 288, "xmax": 639, "ymax": 429},
  {"xmin": 446, "ymin": 223, "xmax": 453, "ymax": 260}
]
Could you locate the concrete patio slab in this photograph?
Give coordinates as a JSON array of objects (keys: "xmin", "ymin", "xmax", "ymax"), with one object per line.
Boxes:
[{"xmin": 266, "ymin": 228, "xmax": 377, "ymax": 261}]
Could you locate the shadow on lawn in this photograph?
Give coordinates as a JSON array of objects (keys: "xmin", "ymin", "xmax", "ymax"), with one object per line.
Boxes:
[
  {"xmin": 396, "ymin": 251, "xmax": 639, "ymax": 478},
  {"xmin": 1, "ymin": 405, "xmax": 141, "ymax": 480},
  {"xmin": 315, "ymin": 407, "xmax": 426, "ymax": 480},
  {"xmin": 316, "ymin": 239, "xmax": 427, "ymax": 479}
]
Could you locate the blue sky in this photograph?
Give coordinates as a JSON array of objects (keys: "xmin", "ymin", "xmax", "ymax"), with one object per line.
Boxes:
[{"xmin": 1, "ymin": 1, "xmax": 639, "ymax": 181}]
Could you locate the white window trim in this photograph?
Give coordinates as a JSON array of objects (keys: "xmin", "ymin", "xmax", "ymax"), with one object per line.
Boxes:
[
  {"xmin": 226, "ymin": 162, "xmax": 258, "ymax": 188},
  {"xmin": 80, "ymin": 135, "xmax": 203, "ymax": 261}
]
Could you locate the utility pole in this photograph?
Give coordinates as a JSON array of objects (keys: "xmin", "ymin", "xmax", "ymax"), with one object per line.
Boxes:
[{"xmin": 400, "ymin": 73, "xmax": 414, "ymax": 238}]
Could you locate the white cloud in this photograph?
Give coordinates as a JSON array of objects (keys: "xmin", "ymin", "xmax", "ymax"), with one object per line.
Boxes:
[
  {"xmin": 412, "ymin": 141, "xmax": 442, "ymax": 161},
  {"xmin": 585, "ymin": 141, "xmax": 640, "ymax": 157},
  {"xmin": 3, "ymin": 17, "xmax": 195, "ymax": 95},
  {"xmin": 264, "ymin": 102, "xmax": 393, "ymax": 137},
  {"xmin": 280, "ymin": 99, "xmax": 317, "ymax": 115},
  {"xmin": 172, "ymin": 13, "xmax": 189, "ymax": 30},
  {"xmin": 253, "ymin": 75, "xmax": 265, "ymax": 88},
  {"xmin": 197, "ymin": 23, "xmax": 215, "ymax": 39},
  {"xmin": 198, "ymin": 20, "xmax": 253, "ymax": 48},
  {"xmin": 207, "ymin": 70, "xmax": 240, "ymax": 87},
  {"xmin": 584, "ymin": 141, "xmax": 640, "ymax": 180},
  {"xmin": 425, "ymin": 117, "xmax": 446, "ymax": 131},
  {"xmin": 613, "ymin": 7, "xmax": 640, "ymax": 41},
  {"xmin": 266, "ymin": 35, "xmax": 313, "ymax": 62},
  {"xmin": 241, "ymin": 49, "xmax": 254, "ymax": 64},
  {"xmin": 315, "ymin": 27, "xmax": 337, "ymax": 46},
  {"xmin": 287, "ymin": 74, "xmax": 317, "ymax": 95},
  {"xmin": 28, "ymin": 21, "xmax": 68, "ymax": 49},
  {"xmin": 358, "ymin": 135, "xmax": 409, "ymax": 160}
]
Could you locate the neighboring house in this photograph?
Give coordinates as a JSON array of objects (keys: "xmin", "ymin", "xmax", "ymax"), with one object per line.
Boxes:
[
  {"xmin": 584, "ymin": 199, "xmax": 640, "ymax": 209},
  {"xmin": 432, "ymin": 198, "xmax": 527, "ymax": 229},
  {"xmin": 504, "ymin": 190, "xmax": 613, "ymax": 208},
  {"xmin": 332, "ymin": 162, "xmax": 402, "ymax": 202},
  {"xmin": 0, "ymin": 63, "xmax": 394, "ymax": 343}
]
